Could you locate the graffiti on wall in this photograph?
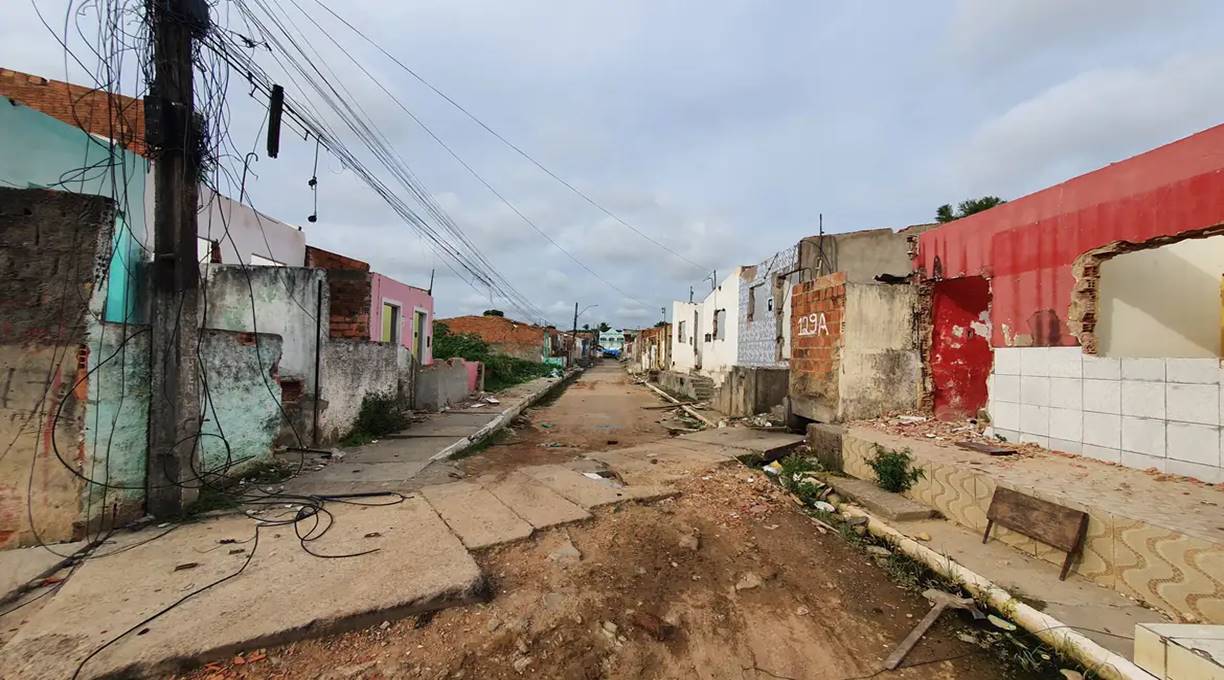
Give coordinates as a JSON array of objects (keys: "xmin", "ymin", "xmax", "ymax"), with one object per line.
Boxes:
[{"xmin": 797, "ymin": 312, "xmax": 831, "ymax": 337}]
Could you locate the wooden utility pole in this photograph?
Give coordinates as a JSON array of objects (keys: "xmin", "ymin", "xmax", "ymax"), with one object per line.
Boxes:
[
  {"xmin": 147, "ymin": 0, "xmax": 206, "ymax": 516},
  {"xmin": 569, "ymin": 302, "xmax": 579, "ymax": 368}
]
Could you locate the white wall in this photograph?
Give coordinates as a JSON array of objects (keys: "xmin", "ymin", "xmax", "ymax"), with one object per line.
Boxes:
[
  {"xmin": 204, "ymin": 266, "xmax": 326, "ymax": 392},
  {"xmin": 988, "ymin": 347, "xmax": 1223, "ymax": 483},
  {"xmin": 1098, "ymin": 235, "xmax": 1224, "ymax": 358},
  {"xmin": 670, "ymin": 301, "xmax": 699, "ymax": 372},
  {"xmin": 697, "ymin": 268, "xmax": 743, "ymax": 385},
  {"xmin": 197, "ymin": 188, "xmax": 307, "ymax": 267}
]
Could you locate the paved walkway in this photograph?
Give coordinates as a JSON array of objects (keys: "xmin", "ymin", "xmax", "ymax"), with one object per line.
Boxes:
[
  {"xmin": 280, "ymin": 374, "xmax": 566, "ymax": 495},
  {"xmin": 0, "ymin": 368, "xmax": 742, "ymax": 679}
]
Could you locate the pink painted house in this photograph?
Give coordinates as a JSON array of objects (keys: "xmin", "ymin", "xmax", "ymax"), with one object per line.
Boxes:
[{"xmin": 370, "ymin": 273, "xmax": 434, "ymax": 365}]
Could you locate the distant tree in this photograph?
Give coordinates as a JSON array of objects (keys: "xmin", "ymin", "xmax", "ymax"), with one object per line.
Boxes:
[
  {"xmin": 935, "ymin": 196, "xmax": 1006, "ymax": 223},
  {"xmin": 654, "ymin": 321, "xmax": 668, "ymax": 327},
  {"xmin": 482, "ymin": 309, "xmax": 505, "ymax": 317},
  {"xmin": 582, "ymin": 323, "xmax": 590, "ymax": 331},
  {"xmin": 598, "ymin": 322, "xmax": 612, "ymax": 333}
]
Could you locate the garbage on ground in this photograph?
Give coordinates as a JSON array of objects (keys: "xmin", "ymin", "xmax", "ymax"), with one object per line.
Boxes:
[
  {"xmin": 763, "ymin": 461, "xmax": 783, "ymax": 476},
  {"xmin": 484, "ymin": 396, "xmax": 501, "ymax": 405},
  {"xmin": 987, "ymin": 614, "xmax": 1017, "ymax": 631},
  {"xmin": 813, "ymin": 500, "xmax": 836, "ymax": 513}
]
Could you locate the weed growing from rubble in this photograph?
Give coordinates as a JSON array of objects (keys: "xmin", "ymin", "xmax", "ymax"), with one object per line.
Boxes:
[
  {"xmin": 777, "ymin": 454, "xmax": 825, "ymax": 505},
  {"xmin": 867, "ymin": 445, "xmax": 924, "ymax": 493},
  {"xmin": 343, "ymin": 392, "xmax": 411, "ymax": 446}
]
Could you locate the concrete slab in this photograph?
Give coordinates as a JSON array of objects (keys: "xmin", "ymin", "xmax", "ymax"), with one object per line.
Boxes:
[
  {"xmin": 421, "ymin": 482, "xmax": 534, "ymax": 549},
  {"xmin": 825, "ymin": 476, "xmax": 935, "ymax": 521},
  {"xmin": 587, "ymin": 440, "xmax": 738, "ymax": 486},
  {"xmin": 1135, "ymin": 623, "xmax": 1224, "ymax": 679},
  {"xmin": 0, "ymin": 541, "xmax": 83, "ymax": 598},
  {"xmin": 0, "ymin": 497, "xmax": 484, "ymax": 680},
  {"xmin": 678, "ymin": 428, "xmax": 804, "ymax": 459},
  {"xmin": 894, "ymin": 517, "xmax": 1167, "ymax": 658},
  {"xmin": 519, "ymin": 465, "xmax": 675, "ymax": 509},
  {"xmin": 481, "ymin": 472, "xmax": 591, "ymax": 529}
]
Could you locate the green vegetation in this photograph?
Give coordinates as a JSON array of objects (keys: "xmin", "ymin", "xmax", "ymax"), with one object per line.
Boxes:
[
  {"xmin": 867, "ymin": 445, "xmax": 924, "ymax": 493},
  {"xmin": 433, "ymin": 322, "xmax": 553, "ymax": 392},
  {"xmin": 935, "ymin": 195, "xmax": 1006, "ymax": 223},
  {"xmin": 342, "ymin": 392, "xmax": 411, "ymax": 446},
  {"xmin": 482, "ymin": 309, "xmax": 504, "ymax": 317},
  {"xmin": 776, "ymin": 454, "xmax": 825, "ymax": 505}
]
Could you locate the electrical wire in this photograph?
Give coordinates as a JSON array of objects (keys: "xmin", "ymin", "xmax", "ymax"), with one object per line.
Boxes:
[{"xmin": 308, "ymin": 0, "xmax": 711, "ymax": 276}]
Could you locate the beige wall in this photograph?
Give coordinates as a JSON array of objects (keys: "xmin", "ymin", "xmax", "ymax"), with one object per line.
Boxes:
[
  {"xmin": 838, "ymin": 284, "xmax": 922, "ymax": 420},
  {"xmin": 1098, "ymin": 235, "xmax": 1224, "ymax": 358}
]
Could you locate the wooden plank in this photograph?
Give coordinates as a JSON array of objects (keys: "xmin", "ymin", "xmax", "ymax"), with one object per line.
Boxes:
[
  {"xmin": 956, "ymin": 440, "xmax": 1013, "ymax": 456},
  {"xmin": 983, "ymin": 487, "xmax": 1088, "ymax": 580}
]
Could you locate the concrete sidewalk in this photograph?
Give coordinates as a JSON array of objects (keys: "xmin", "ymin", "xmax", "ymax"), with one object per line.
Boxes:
[
  {"xmin": 281, "ymin": 372, "xmax": 575, "ymax": 495},
  {"xmin": 0, "ymin": 414, "xmax": 744, "ymax": 679}
]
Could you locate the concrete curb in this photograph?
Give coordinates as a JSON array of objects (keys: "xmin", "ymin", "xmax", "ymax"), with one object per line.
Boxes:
[
  {"xmin": 429, "ymin": 368, "xmax": 584, "ymax": 462},
  {"xmin": 830, "ymin": 500, "xmax": 1155, "ymax": 680}
]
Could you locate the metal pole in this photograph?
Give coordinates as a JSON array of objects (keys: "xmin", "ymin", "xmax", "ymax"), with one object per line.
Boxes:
[
  {"xmin": 312, "ymin": 278, "xmax": 323, "ymax": 446},
  {"xmin": 569, "ymin": 301, "xmax": 578, "ymax": 369},
  {"xmin": 146, "ymin": 0, "xmax": 205, "ymax": 517}
]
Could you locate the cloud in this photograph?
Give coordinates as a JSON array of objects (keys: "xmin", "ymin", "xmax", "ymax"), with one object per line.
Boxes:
[
  {"xmin": 952, "ymin": 51, "xmax": 1224, "ymax": 197},
  {"xmin": 949, "ymin": 0, "xmax": 1194, "ymax": 61}
]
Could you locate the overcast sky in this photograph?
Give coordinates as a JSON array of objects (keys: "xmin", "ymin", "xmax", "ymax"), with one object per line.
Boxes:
[{"xmin": 5, "ymin": 1, "xmax": 1224, "ymax": 328}]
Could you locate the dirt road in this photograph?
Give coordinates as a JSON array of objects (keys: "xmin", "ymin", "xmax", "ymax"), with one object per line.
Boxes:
[{"xmin": 181, "ymin": 366, "xmax": 1051, "ymax": 680}]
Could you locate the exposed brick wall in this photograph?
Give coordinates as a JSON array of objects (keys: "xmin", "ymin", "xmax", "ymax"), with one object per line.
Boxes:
[
  {"xmin": 0, "ymin": 187, "xmax": 114, "ymax": 548},
  {"xmin": 0, "ymin": 187, "xmax": 112, "ymax": 344},
  {"xmin": 305, "ymin": 245, "xmax": 370, "ymax": 272},
  {"xmin": 439, "ymin": 315, "xmax": 546, "ymax": 362},
  {"xmin": 304, "ymin": 246, "xmax": 372, "ymax": 339},
  {"xmin": 0, "ymin": 67, "xmax": 146, "ymax": 157},
  {"xmin": 325, "ymin": 270, "xmax": 372, "ymax": 339},
  {"xmin": 788, "ymin": 273, "xmax": 846, "ymax": 413}
]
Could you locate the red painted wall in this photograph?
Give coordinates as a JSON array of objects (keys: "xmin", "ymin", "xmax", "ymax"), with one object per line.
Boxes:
[
  {"xmin": 917, "ymin": 123, "xmax": 1224, "ymax": 347},
  {"xmin": 930, "ymin": 277, "xmax": 992, "ymax": 420}
]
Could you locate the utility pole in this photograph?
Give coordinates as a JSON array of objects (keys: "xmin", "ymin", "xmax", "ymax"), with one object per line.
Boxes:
[
  {"xmin": 569, "ymin": 302, "xmax": 579, "ymax": 368},
  {"xmin": 147, "ymin": 0, "xmax": 207, "ymax": 516}
]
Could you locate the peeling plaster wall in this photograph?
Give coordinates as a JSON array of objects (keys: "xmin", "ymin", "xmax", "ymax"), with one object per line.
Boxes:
[
  {"xmin": 0, "ymin": 188, "xmax": 113, "ymax": 549},
  {"xmin": 204, "ymin": 266, "xmax": 326, "ymax": 393},
  {"xmin": 789, "ymin": 276, "xmax": 921, "ymax": 422},
  {"xmin": 838, "ymin": 284, "xmax": 922, "ymax": 420},
  {"xmin": 318, "ymin": 339, "xmax": 403, "ymax": 443},
  {"xmin": 930, "ymin": 277, "xmax": 993, "ymax": 419},
  {"xmin": 197, "ymin": 330, "xmax": 285, "ymax": 473}
]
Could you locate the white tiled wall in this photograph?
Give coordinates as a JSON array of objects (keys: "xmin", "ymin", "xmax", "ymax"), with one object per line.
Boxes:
[{"xmin": 988, "ymin": 348, "xmax": 1224, "ymax": 483}]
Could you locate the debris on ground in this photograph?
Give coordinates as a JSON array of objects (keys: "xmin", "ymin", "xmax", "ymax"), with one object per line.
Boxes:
[
  {"xmin": 735, "ymin": 572, "xmax": 764, "ymax": 591},
  {"xmin": 678, "ymin": 529, "xmax": 701, "ymax": 551}
]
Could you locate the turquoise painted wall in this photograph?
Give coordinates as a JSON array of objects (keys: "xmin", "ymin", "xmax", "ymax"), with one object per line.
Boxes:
[
  {"xmin": 197, "ymin": 330, "xmax": 284, "ymax": 473},
  {"xmin": 0, "ymin": 101, "xmax": 149, "ymax": 322},
  {"xmin": 82, "ymin": 324, "xmax": 151, "ymax": 519},
  {"xmin": 80, "ymin": 323, "xmax": 285, "ymax": 523}
]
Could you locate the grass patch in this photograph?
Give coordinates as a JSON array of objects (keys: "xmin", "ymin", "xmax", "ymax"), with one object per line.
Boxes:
[{"xmin": 342, "ymin": 392, "xmax": 411, "ymax": 446}]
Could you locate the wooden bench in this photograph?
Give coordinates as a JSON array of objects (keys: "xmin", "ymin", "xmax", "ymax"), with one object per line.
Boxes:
[{"xmin": 983, "ymin": 487, "xmax": 1088, "ymax": 580}]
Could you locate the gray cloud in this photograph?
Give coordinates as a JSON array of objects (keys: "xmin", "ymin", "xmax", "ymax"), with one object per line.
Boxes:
[{"xmin": 5, "ymin": 1, "xmax": 1224, "ymax": 328}]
